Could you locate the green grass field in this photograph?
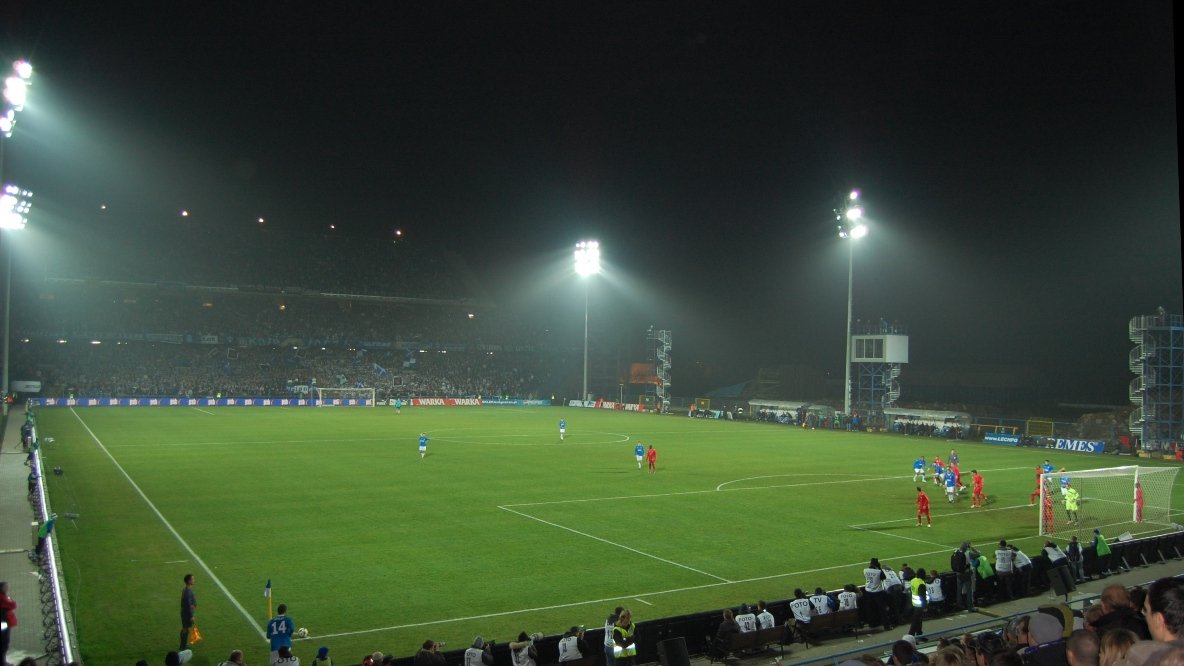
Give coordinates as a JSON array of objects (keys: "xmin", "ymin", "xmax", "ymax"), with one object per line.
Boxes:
[{"xmin": 34, "ymin": 406, "xmax": 1184, "ymax": 665}]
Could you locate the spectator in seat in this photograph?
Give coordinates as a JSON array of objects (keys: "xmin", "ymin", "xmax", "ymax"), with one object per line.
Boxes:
[
  {"xmin": 1093, "ymin": 584, "xmax": 1150, "ymax": 639},
  {"xmin": 1021, "ymin": 613, "xmax": 1067, "ymax": 666},
  {"xmin": 1065, "ymin": 630, "xmax": 1099, "ymax": 666},
  {"xmin": 1097, "ymin": 629, "xmax": 1137, "ymax": 666},
  {"xmin": 1144, "ymin": 576, "xmax": 1184, "ymax": 642}
]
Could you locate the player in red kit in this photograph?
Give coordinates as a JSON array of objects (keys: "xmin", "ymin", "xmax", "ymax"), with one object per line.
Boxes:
[
  {"xmin": 916, "ymin": 487, "xmax": 932, "ymax": 527},
  {"xmin": 1042, "ymin": 492, "xmax": 1055, "ymax": 531},
  {"xmin": 1029, "ymin": 464, "xmax": 1044, "ymax": 505},
  {"xmin": 971, "ymin": 469, "xmax": 985, "ymax": 508},
  {"xmin": 646, "ymin": 444, "xmax": 657, "ymax": 473},
  {"xmin": 951, "ymin": 462, "xmax": 964, "ymax": 492}
]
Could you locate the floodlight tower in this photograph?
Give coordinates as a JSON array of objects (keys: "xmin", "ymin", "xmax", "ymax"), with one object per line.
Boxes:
[
  {"xmin": 574, "ymin": 240, "xmax": 601, "ymax": 402},
  {"xmin": 2, "ymin": 59, "xmax": 33, "ymax": 416},
  {"xmin": 1, "ymin": 184, "xmax": 31, "ymax": 415},
  {"xmin": 836, "ymin": 190, "xmax": 868, "ymax": 417}
]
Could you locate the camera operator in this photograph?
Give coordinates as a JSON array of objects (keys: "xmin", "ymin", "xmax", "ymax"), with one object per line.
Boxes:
[
  {"xmin": 465, "ymin": 637, "xmax": 494, "ymax": 666},
  {"xmin": 558, "ymin": 626, "xmax": 590, "ymax": 662},
  {"xmin": 416, "ymin": 641, "xmax": 447, "ymax": 666},
  {"xmin": 510, "ymin": 631, "xmax": 541, "ymax": 666}
]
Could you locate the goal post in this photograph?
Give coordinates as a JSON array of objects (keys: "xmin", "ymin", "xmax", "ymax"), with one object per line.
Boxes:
[
  {"xmin": 1039, "ymin": 465, "xmax": 1179, "ymax": 536},
  {"xmin": 312, "ymin": 387, "xmax": 376, "ymax": 407}
]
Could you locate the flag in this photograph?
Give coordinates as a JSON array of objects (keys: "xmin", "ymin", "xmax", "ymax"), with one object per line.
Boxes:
[
  {"xmin": 264, "ymin": 579, "xmax": 272, "ymax": 618},
  {"xmin": 373, "ymin": 362, "xmax": 388, "ymax": 377}
]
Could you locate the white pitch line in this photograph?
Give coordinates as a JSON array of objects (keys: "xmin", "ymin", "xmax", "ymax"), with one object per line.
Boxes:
[
  {"xmin": 848, "ymin": 525, "xmax": 950, "ymax": 549},
  {"xmin": 191, "ymin": 407, "xmax": 216, "ymax": 416},
  {"xmin": 311, "ymin": 546, "xmax": 960, "ymax": 641},
  {"xmin": 68, "ymin": 408, "xmax": 267, "ymax": 642},
  {"xmin": 498, "ymin": 505, "xmax": 731, "ymax": 583},
  {"xmin": 634, "ymin": 597, "xmax": 653, "ymax": 606}
]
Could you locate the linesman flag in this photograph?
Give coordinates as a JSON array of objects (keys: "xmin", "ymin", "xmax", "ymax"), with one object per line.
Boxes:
[{"xmin": 265, "ymin": 579, "xmax": 272, "ymax": 617}]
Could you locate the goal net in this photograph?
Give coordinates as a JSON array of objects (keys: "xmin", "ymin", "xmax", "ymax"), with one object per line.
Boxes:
[
  {"xmin": 1039, "ymin": 465, "xmax": 1179, "ymax": 536},
  {"xmin": 313, "ymin": 387, "xmax": 376, "ymax": 407}
]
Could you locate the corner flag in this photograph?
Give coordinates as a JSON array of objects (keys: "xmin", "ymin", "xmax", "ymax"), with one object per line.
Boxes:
[{"xmin": 264, "ymin": 579, "xmax": 272, "ymax": 618}]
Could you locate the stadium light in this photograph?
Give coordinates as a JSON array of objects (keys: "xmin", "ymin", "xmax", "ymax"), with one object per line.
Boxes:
[
  {"xmin": 834, "ymin": 190, "xmax": 869, "ymax": 417},
  {"xmin": 574, "ymin": 240, "xmax": 601, "ymax": 401},
  {"xmin": 1, "ymin": 184, "xmax": 32, "ymax": 416},
  {"xmin": 1, "ymin": 59, "xmax": 32, "ymax": 138}
]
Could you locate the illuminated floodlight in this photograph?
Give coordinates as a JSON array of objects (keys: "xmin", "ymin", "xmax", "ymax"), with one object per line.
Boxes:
[
  {"xmin": 845, "ymin": 205, "xmax": 864, "ymax": 221},
  {"xmin": 0, "ymin": 184, "xmax": 33, "ymax": 230},
  {"xmin": 849, "ymin": 223, "xmax": 869, "ymax": 239},
  {"xmin": 13, "ymin": 60, "xmax": 32, "ymax": 80},
  {"xmin": 3, "ymin": 76, "xmax": 27, "ymax": 109},
  {"xmin": 849, "ymin": 190, "xmax": 860, "ymax": 200},
  {"xmin": 180, "ymin": 209, "xmax": 189, "ymax": 217},
  {"xmin": 574, "ymin": 240, "xmax": 601, "ymax": 277}
]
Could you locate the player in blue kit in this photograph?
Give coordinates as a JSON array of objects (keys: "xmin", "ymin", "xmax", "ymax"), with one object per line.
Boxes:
[
  {"xmin": 912, "ymin": 457, "xmax": 927, "ymax": 482},
  {"xmin": 635, "ymin": 442, "xmax": 645, "ymax": 469},
  {"xmin": 945, "ymin": 469, "xmax": 957, "ymax": 502},
  {"xmin": 418, "ymin": 432, "xmax": 429, "ymax": 459},
  {"xmin": 1042, "ymin": 460, "xmax": 1055, "ymax": 475},
  {"xmin": 933, "ymin": 459, "xmax": 945, "ymax": 485},
  {"xmin": 1059, "ymin": 468, "xmax": 1072, "ymax": 496},
  {"xmin": 559, "ymin": 419, "xmax": 566, "ymax": 441}
]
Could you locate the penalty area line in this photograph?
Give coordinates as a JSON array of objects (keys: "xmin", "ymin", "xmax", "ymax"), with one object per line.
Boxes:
[{"xmin": 498, "ymin": 505, "xmax": 731, "ymax": 583}]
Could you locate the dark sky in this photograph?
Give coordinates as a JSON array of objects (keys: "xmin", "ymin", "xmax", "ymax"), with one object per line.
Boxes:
[{"xmin": 1, "ymin": 1, "xmax": 1179, "ymax": 404}]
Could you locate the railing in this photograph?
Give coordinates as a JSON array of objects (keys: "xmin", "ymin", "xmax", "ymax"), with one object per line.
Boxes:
[{"xmin": 29, "ymin": 440, "xmax": 80, "ymax": 665}]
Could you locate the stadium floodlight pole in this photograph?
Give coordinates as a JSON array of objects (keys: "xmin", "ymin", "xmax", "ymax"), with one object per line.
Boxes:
[
  {"xmin": 574, "ymin": 240, "xmax": 601, "ymax": 402},
  {"xmin": 836, "ymin": 190, "xmax": 868, "ymax": 417},
  {"xmin": 1, "ymin": 184, "xmax": 32, "ymax": 416},
  {"xmin": 1, "ymin": 60, "xmax": 32, "ymax": 417}
]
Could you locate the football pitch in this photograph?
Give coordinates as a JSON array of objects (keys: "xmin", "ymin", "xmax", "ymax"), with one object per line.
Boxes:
[{"xmin": 35, "ymin": 406, "xmax": 1184, "ymax": 664}]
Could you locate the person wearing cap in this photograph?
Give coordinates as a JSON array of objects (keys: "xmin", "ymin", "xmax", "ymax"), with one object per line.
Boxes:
[
  {"xmin": 1022, "ymin": 612, "xmax": 1068, "ymax": 666},
  {"xmin": 558, "ymin": 626, "xmax": 589, "ymax": 662},
  {"xmin": 465, "ymin": 637, "xmax": 494, "ymax": 666},
  {"xmin": 312, "ymin": 645, "xmax": 334, "ymax": 666}
]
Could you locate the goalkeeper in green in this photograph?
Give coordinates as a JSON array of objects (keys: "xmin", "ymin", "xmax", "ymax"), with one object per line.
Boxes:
[{"xmin": 1064, "ymin": 484, "xmax": 1081, "ymax": 524}]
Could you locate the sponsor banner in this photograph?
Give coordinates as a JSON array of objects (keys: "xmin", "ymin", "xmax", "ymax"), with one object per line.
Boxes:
[
  {"xmin": 199, "ymin": 335, "xmax": 219, "ymax": 344},
  {"xmin": 568, "ymin": 400, "xmax": 597, "ymax": 408},
  {"xmin": 523, "ymin": 399, "xmax": 551, "ymax": 406},
  {"xmin": 483, "ymin": 399, "xmax": 524, "ymax": 406},
  {"xmin": 11, "ymin": 380, "xmax": 42, "ymax": 392},
  {"xmin": 1054, "ymin": 438, "xmax": 1106, "ymax": 454},
  {"xmin": 34, "ymin": 397, "xmax": 362, "ymax": 407},
  {"xmin": 409, "ymin": 397, "xmax": 483, "ymax": 407},
  {"xmin": 984, "ymin": 433, "xmax": 1021, "ymax": 445}
]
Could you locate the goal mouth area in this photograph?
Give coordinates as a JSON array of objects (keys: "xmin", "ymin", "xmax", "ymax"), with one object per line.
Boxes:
[
  {"xmin": 312, "ymin": 387, "xmax": 376, "ymax": 406},
  {"xmin": 1039, "ymin": 464, "xmax": 1179, "ymax": 537}
]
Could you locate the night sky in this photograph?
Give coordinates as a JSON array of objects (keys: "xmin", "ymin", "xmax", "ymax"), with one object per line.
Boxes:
[{"xmin": 1, "ymin": 2, "xmax": 1179, "ymax": 404}]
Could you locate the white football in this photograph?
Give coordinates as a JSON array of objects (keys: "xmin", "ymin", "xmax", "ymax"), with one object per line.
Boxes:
[{"xmin": 295, "ymin": 627, "xmax": 309, "ymax": 639}]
